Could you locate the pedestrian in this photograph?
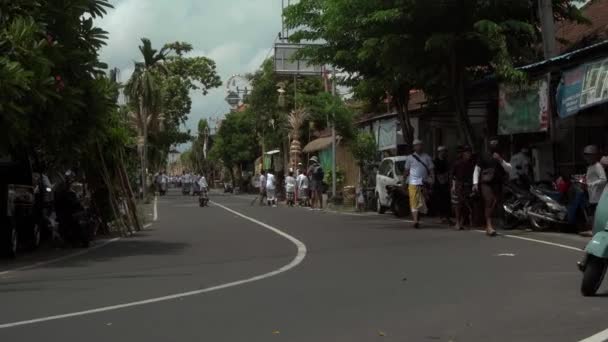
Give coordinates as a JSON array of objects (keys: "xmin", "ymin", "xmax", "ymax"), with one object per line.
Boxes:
[
  {"xmin": 451, "ymin": 145, "xmax": 475, "ymax": 230},
  {"xmin": 308, "ymin": 156, "xmax": 324, "ymax": 210},
  {"xmin": 581, "ymin": 145, "xmax": 607, "ymax": 237},
  {"xmin": 285, "ymin": 170, "xmax": 296, "ymax": 207},
  {"xmin": 259, "ymin": 170, "xmax": 267, "ymax": 206},
  {"xmin": 297, "ymin": 166, "xmax": 310, "ymax": 207},
  {"xmin": 266, "ymin": 170, "xmax": 277, "ymax": 207},
  {"xmin": 473, "ymin": 138, "xmax": 512, "ymax": 236},
  {"xmin": 509, "ymin": 146, "xmax": 534, "ymax": 187},
  {"xmin": 433, "ymin": 146, "xmax": 452, "ymax": 225},
  {"xmin": 404, "ymin": 139, "xmax": 434, "ymax": 228}
]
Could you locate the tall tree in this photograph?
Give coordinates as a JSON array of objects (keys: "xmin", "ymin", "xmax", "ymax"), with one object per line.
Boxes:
[{"xmin": 285, "ymin": 0, "xmax": 586, "ymax": 147}]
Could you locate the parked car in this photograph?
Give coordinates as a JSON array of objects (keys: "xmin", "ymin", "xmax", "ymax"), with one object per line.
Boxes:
[
  {"xmin": 375, "ymin": 156, "xmax": 408, "ymax": 214},
  {"xmin": 0, "ymin": 149, "xmax": 41, "ymax": 257}
]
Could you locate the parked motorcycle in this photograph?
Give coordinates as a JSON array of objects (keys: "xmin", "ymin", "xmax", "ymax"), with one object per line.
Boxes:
[
  {"xmin": 502, "ymin": 179, "xmax": 536, "ymax": 229},
  {"xmin": 199, "ymin": 188, "xmax": 209, "ymax": 207},
  {"xmin": 578, "ymin": 188, "xmax": 608, "ymax": 296},
  {"xmin": 33, "ymin": 172, "xmax": 55, "ymax": 243},
  {"xmin": 526, "ymin": 175, "xmax": 588, "ymax": 231},
  {"xmin": 54, "ymin": 176, "xmax": 97, "ymax": 248},
  {"xmin": 385, "ymin": 184, "xmax": 409, "ymax": 218}
]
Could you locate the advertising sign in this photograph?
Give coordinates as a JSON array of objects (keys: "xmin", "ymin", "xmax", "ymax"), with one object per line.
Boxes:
[
  {"xmin": 498, "ymin": 80, "xmax": 549, "ymax": 135},
  {"xmin": 557, "ymin": 57, "xmax": 608, "ymax": 118}
]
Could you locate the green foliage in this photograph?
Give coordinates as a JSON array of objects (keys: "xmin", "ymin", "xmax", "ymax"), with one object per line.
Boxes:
[
  {"xmin": 350, "ymin": 132, "xmax": 377, "ymax": 166},
  {"xmin": 324, "ymin": 168, "xmax": 345, "ymax": 189},
  {"xmin": 299, "ymin": 92, "xmax": 355, "ymax": 140},
  {"xmin": 209, "ymin": 111, "xmax": 258, "ymax": 171},
  {"xmin": 284, "ymin": 0, "xmax": 586, "ymax": 146}
]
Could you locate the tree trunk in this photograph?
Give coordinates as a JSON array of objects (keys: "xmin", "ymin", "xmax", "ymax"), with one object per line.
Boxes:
[
  {"xmin": 394, "ymin": 88, "xmax": 414, "ymax": 145},
  {"xmin": 450, "ymin": 50, "xmax": 476, "ymax": 149}
]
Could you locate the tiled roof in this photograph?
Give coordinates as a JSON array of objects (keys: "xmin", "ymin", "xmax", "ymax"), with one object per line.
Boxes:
[{"xmin": 557, "ymin": 0, "xmax": 608, "ymax": 53}]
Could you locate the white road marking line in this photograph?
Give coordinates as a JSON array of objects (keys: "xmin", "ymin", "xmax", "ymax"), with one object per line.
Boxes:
[
  {"xmin": 473, "ymin": 230, "xmax": 584, "ymax": 252},
  {"xmin": 0, "ymin": 201, "xmax": 307, "ymax": 329},
  {"xmin": 579, "ymin": 328, "xmax": 608, "ymax": 342},
  {"xmin": 0, "ymin": 238, "xmax": 120, "ymax": 277}
]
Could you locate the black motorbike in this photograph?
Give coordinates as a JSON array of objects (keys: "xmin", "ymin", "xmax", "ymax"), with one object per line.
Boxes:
[
  {"xmin": 54, "ymin": 181, "xmax": 97, "ymax": 248},
  {"xmin": 386, "ymin": 184, "xmax": 410, "ymax": 218},
  {"xmin": 502, "ymin": 179, "xmax": 536, "ymax": 229}
]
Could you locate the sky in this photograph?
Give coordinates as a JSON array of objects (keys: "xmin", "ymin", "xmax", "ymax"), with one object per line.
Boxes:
[{"xmin": 97, "ymin": 0, "xmax": 284, "ymax": 137}]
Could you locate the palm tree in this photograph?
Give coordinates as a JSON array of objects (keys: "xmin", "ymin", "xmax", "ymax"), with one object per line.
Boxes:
[{"xmin": 124, "ymin": 38, "xmax": 169, "ymax": 201}]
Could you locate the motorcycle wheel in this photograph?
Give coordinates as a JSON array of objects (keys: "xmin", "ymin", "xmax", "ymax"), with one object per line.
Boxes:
[
  {"xmin": 28, "ymin": 222, "xmax": 41, "ymax": 251},
  {"xmin": 581, "ymin": 255, "xmax": 607, "ymax": 296},
  {"xmin": 3, "ymin": 218, "xmax": 18, "ymax": 258},
  {"xmin": 376, "ymin": 195, "xmax": 387, "ymax": 214}
]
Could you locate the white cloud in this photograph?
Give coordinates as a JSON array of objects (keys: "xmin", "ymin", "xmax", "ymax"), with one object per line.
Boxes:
[{"xmin": 97, "ymin": 0, "xmax": 284, "ymax": 143}]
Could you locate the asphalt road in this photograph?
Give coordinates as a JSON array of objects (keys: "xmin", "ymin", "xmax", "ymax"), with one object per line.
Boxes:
[{"xmin": 0, "ymin": 189, "xmax": 607, "ymax": 342}]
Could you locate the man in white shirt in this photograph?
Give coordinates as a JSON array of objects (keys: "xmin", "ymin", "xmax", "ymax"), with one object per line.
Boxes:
[
  {"xmin": 285, "ymin": 170, "xmax": 296, "ymax": 206},
  {"xmin": 258, "ymin": 170, "xmax": 267, "ymax": 205},
  {"xmin": 509, "ymin": 147, "xmax": 533, "ymax": 184},
  {"xmin": 296, "ymin": 168, "xmax": 309, "ymax": 206},
  {"xmin": 405, "ymin": 139, "xmax": 434, "ymax": 228},
  {"xmin": 266, "ymin": 171, "xmax": 277, "ymax": 207},
  {"xmin": 584, "ymin": 145, "xmax": 607, "ymax": 225}
]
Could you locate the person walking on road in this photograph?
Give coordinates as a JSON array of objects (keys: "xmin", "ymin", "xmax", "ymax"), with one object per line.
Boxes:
[
  {"xmin": 259, "ymin": 170, "xmax": 267, "ymax": 206},
  {"xmin": 581, "ymin": 145, "xmax": 607, "ymax": 236},
  {"xmin": 451, "ymin": 145, "xmax": 475, "ymax": 230},
  {"xmin": 297, "ymin": 167, "xmax": 310, "ymax": 207},
  {"xmin": 433, "ymin": 146, "xmax": 452, "ymax": 225},
  {"xmin": 266, "ymin": 170, "xmax": 277, "ymax": 207},
  {"xmin": 308, "ymin": 156, "xmax": 324, "ymax": 210},
  {"xmin": 405, "ymin": 139, "xmax": 434, "ymax": 228},
  {"xmin": 285, "ymin": 170, "xmax": 296, "ymax": 207},
  {"xmin": 473, "ymin": 138, "xmax": 512, "ymax": 236}
]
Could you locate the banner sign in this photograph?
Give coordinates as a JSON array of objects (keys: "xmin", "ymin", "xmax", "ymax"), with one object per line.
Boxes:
[
  {"xmin": 498, "ymin": 80, "xmax": 549, "ymax": 135},
  {"xmin": 557, "ymin": 57, "xmax": 608, "ymax": 118}
]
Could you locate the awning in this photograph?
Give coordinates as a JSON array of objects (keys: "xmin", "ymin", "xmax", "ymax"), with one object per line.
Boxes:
[
  {"xmin": 302, "ymin": 136, "xmax": 341, "ymax": 153},
  {"xmin": 265, "ymin": 149, "xmax": 280, "ymax": 155}
]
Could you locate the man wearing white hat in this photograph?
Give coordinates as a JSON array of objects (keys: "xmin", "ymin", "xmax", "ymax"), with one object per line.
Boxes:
[
  {"xmin": 405, "ymin": 139, "xmax": 434, "ymax": 228},
  {"xmin": 308, "ymin": 156, "xmax": 324, "ymax": 210}
]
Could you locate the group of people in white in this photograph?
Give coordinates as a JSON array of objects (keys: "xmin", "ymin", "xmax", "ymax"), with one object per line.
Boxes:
[{"xmin": 258, "ymin": 156, "xmax": 324, "ymax": 209}]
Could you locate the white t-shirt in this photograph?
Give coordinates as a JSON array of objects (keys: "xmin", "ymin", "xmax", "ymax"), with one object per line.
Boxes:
[
  {"xmin": 587, "ymin": 162, "xmax": 607, "ymax": 204},
  {"xmin": 266, "ymin": 173, "xmax": 276, "ymax": 190},
  {"xmin": 405, "ymin": 153, "xmax": 434, "ymax": 186},
  {"xmin": 285, "ymin": 176, "xmax": 296, "ymax": 192},
  {"xmin": 198, "ymin": 176, "xmax": 208, "ymax": 189},
  {"xmin": 259, "ymin": 175, "xmax": 266, "ymax": 189},
  {"xmin": 297, "ymin": 173, "xmax": 309, "ymax": 189},
  {"xmin": 510, "ymin": 152, "xmax": 532, "ymax": 180}
]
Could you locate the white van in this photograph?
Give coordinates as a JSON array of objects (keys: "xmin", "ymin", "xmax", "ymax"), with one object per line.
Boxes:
[{"xmin": 375, "ymin": 156, "xmax": 408, "ymax": 213}]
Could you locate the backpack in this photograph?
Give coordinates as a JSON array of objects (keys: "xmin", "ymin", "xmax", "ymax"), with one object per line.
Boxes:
[{"xmin": 313, "ymin": 165, "xmax": 324, "ymax": 182}]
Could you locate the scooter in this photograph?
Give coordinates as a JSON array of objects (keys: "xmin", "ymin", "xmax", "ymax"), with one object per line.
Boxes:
[
  {"xmin": 199, "ymin": 188, "xmax": 209, "ymax": 207},
  {"xmin": 578, "ymin": 189, "xmax": 608, "ymax": 296},
  {"xmin": 526, "ymin": 175, "xmax": 588, "ymax": 231},
  {"xmin": 386, "ymin": 184, "xmax": 410, "ymax": 218}
]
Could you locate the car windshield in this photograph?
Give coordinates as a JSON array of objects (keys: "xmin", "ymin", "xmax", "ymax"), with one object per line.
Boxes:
[{"xmin": 395, "ymin": 161, "xmax": 406, "ymax": 175}]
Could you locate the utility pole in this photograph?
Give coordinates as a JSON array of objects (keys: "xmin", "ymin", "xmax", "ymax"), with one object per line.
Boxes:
[
  {"xmin": 538, "ymin": 0, "xmax": 557, "ymax": 143},
  {"xmin": 538, "ymin": 0, "xmax": 557, "ymax": 59},
  {"xmin": 331, "ymin": 69, "xmax": 337, "ymax": 201}
]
